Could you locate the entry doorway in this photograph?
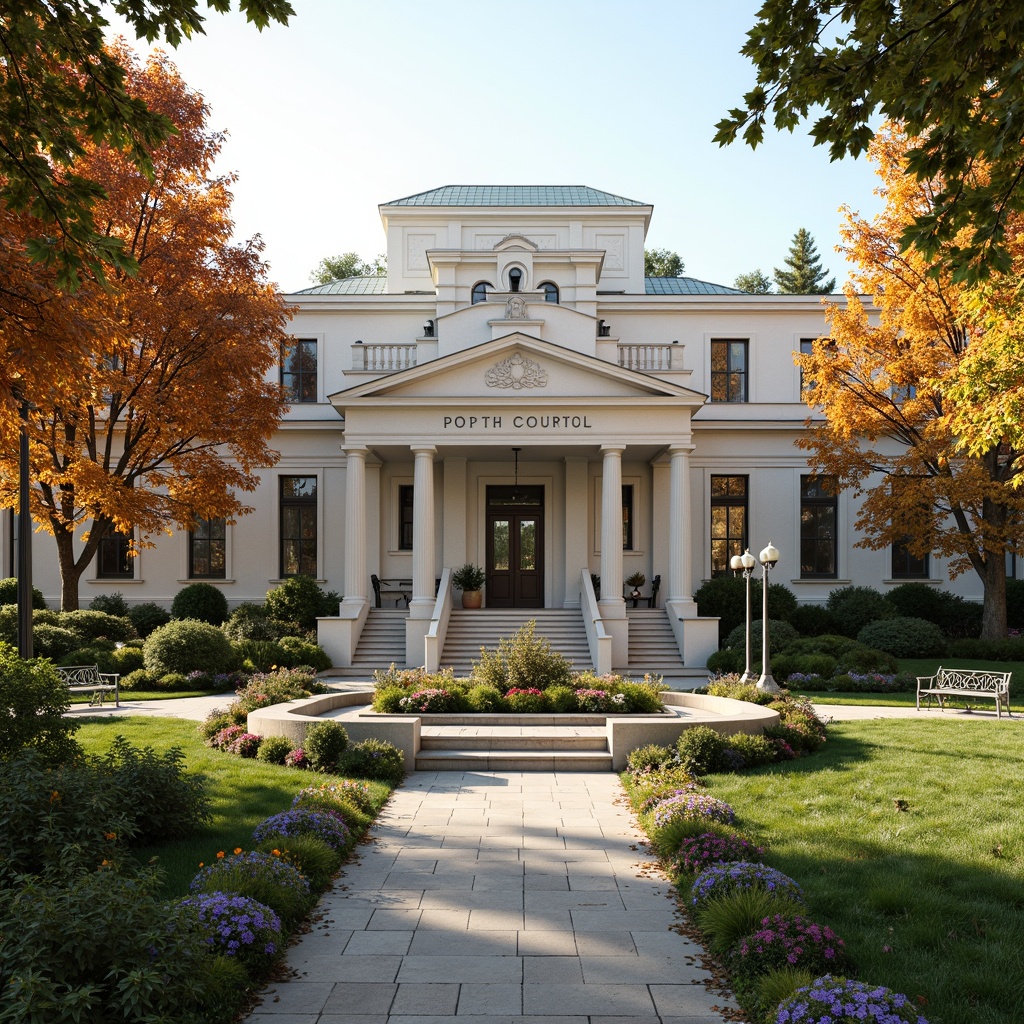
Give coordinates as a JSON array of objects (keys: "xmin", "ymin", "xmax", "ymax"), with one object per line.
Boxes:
[{"xmin": 485, "ymin": 485, "xmax": 544, "ymax": 608}]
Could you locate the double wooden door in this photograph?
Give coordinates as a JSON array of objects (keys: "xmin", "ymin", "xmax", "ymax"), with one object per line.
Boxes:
[{"xmin": 485, "ymin": 486, "xmax": 543, "ymax": 608}]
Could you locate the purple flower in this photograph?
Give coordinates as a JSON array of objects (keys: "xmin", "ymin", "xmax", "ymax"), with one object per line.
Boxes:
[
  {"xmin": 690, "ymin": 861, "xmax": 804, "ymax": 908},
  {"xmin": 253, "ymin": 808, "xmax": 351, "ymax": 853},
  {"xmin": 674, "ymin": 831, "xmax": 765, "ymax": 874},
  {"xmin": 651, "ymin": 792, "xmax": 736, "ymax": 828},
  {"xmin": 734, "ymin": 914, "xmax": 847, "ymax": 977},
  {"xmin": 179, "ymin": 891, "xmax": 282, "ymax": 968},
  {"xmin": 774, "ymin": 975, "xmax": 929, "ymax": 1024}
]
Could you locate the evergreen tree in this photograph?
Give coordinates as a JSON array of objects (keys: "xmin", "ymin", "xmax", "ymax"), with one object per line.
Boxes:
[{"xmin": 774, "ymin": 229, "xmax": 836, "ymax": 294}]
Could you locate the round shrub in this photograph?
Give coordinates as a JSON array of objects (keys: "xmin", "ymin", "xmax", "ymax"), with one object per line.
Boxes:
[
  {"xmin": 505, "ymin": 687, "xmax": 548, "ymax": 712},
  {"xmin": 935, "ymin": 593, "xmax": 983, "ymax": 638},
  {"xmin": 617, "ymin": 681, "xmax": 664, "ymax": 713},
  {"xmin": 783, "ymin": 634, "xmax": 860, "ymax": 659},
  {"xmin": 255, "ymin": 834, "xmax": 341, "ymax": 892},
  {"xmin": 256, "ymin": 735, "xmax": 294, "ymax": 765},
  {"xmin": 224, "ymin": 732, "xmax": 262, "ymax": 757},
  {"xmin": 466, "ymin": 684, "xmax": 506, "ymax": 712},
  {"xmin": 144, "ymin": 619, "xmax": 235, "ymax": 675},
  {"xmin": 180, "ymin": 891, "xmax": 282, "ymax": 972},
  {"xmin": 120, "ymin": 668, "xmax": 159, "ymax": 691},
  {"xmin": 110, "ymin": 644, "xmax": 146, "ymax": 674},
  {"xmin": 190, "ymin": 850, "xmax": 311, "ymax": 925},
  {"xmin": 265, "ymin": 575, "xmax": 339, "ymax": 632},
  {"xmin": 235, "ymin": 639, "xmax": 289, "ymax": 673},
  {"xmin": 833, "ymin": 643, "xmax": 898, "ymax": 675},
  {"xmin": 57, "ymin": 645, "xmax": 118, "ymax": 674},
  {"xmin": 707, "ymin": 648, "xmax": 744, "ymax": 674},
  {"xmin": 725, "ymin": 732, "xmax": 779, "ymax": 767},
  {"xmin": 279, "ymin": 635, "xmax": 332, "ymax": 671},
  {"xmin": 171, "ymin": 582, "xmax": 228, "ymax": 625},
  {"xmin": 222, "ymin": 603, "xmax": 283, "ymax": 642},
  {"xmin": 725, "ymin": 619, "xmax": 801, "ymax": 657},
  {"xmin": 252, "ymin": 808, "xmax": 351, "ymax": 854},
  {"xmin": 575, "ymin": 688, "xmax": 627, "ymax": 713},
  {"xmin": 31, "ymin": 624, "xmax": 84, "ymax": 659},
  {"xmin": 857, "ymin": 615, "xmax": 945, "ymax": 657},
  {"xmin": 470, "ymin": 620, "xmax": 573, "ymax": 690},
  {"xmin": 293, "ymin": 779, "xmax": 375, "ymax": 815},
  {"xmin": 373, "ymin": 685, "xmax": 408, "ymax": 713},
  {"xmin": 59, "ymin": 609, "xmax": 137, "ymax": 644},
  {"xmin": 284, "ymin": 747, "xmax": 308, "ymax": 769},
  {"xmin": 772, "ymin": 975, "xmax": 930, "ymax": 1024},
  {"xmin": 341, "ymin": 738, "xmax": 405, "ymax": 784},
  {"xmin": 651, "ymin": 791, "xmax": 736, "ymax": 828},
  {"xmin": 304, "ymin": 721, "xmax": 349, "ymax": 772},
  {"xmin": 545, "ymin": 685, "xmax": 578, "ymax": 713},
  {"xmin": 788, "ymin": 604, "xmax": 840, "ymax": 636},
  {"xmin": 677, "ymin": 725, "xmax": 727, "ymax": 774},
  {"xmin": 398, "ymin": 687, "xmax": 460, "ymax": 713},
  {"xmin": 672, "ymin": 831, "xmax": 765, "ymax": 875},
  {"xmin": 627, "ymin": 743, "xmax": 676, "ymax": 777},
  {"xmin": 127, "ymin": 602, "xmax": 171, "ymax": 638},
  {"xmin": 154, "ymin": 672, "xmax": 191, "ymax": 691},
  {"xmin": 690, "ymin": 861, "xmax": 804, "ymax": 909},
  {"xmin": 88, "ymin": 592, "xmax": 129, "ymax": 616},
  {"xmin": 0, "ymin": 576, "xmax": 46, "ymax": 608},
  {"xmin": 825, "ymin": 585, "xmax": 894, "ymax": 637},
  {"xmin": 884, "ymin": 581, "xmax": 946, "ymax": 624},
  {"xmin": 732, "ymin": 914, "xmax": 848, "ymax": 980}
]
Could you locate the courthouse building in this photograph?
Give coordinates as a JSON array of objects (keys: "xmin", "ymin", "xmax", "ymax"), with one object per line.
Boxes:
[{"xmin": 8, "ymin": 185, "xmax": 966, "ymax": 673}]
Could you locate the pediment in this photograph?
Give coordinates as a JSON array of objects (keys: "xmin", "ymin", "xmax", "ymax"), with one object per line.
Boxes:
[
  {"xmin": 493, "ymin": 234, "xmax": 539, "ymax": 252},
  {"xmin": 332, "ymin": 335, "xmax": 707, "ymax": 405}
]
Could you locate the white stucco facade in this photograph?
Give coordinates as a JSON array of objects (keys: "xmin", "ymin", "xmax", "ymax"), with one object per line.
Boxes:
[{"xmin": 5, "ymin": 185, "xmax": 984, "ymax": 669}]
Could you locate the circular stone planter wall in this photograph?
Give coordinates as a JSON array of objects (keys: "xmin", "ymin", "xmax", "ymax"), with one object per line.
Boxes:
[{"xmin": 247, "ymin": 689, "xmax": 781, "ymax": 772}]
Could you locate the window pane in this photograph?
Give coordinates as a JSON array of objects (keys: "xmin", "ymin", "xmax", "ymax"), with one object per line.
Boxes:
[
  {"xmin": 519, "ymin": 520, "xmax": 536, "ymax": 570},
  {"xmin": 492, "ymin": 520, "xmax": 509, "ymax": 570},
  {"xmin": 800, "ymin": 476, "xmax": 838, "ymax": 577},
  {"xmin": 710, "ymin": 475, "xmax": 748, "ymax": 577}
]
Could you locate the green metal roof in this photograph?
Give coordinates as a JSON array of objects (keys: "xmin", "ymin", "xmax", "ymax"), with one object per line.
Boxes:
[
  {"xmin": 645, "ymin": 277, "xmax": 746, "ymax": 295},
  {"xmin": 385, "ymin": 185, "xmax": 648, "ymax": 207},
  {"xmin": 293, "ymin": 276, "xmax": 388, "ymax": 295}
]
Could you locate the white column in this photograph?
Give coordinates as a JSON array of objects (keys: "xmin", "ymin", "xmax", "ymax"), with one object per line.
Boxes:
[
  {"xmin": 442, "ymin": 456, "xmax": 467, "ymax": 571},
  {"xmin": 563, "ymin": 456, "xmax": 588, "ymax": 607},
  {"xmin": 343, "ymin": 446, "xmax": 368, "ymax": 602},
  {"xmin": 409, "ymin": 445, "xmax": 437, "ymax": 617},
  {"xmin": 598, "ymin": 444, "xmax": 626, "ymax": 617},
  {"xmin": 668, "ymin": 443, "xmax": 696, "ymax": 607}
]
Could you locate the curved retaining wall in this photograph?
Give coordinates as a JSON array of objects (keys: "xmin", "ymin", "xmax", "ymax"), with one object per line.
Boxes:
[{"xmin": 247, "ymin": 690, "xmax": 781, "ymax": 772}]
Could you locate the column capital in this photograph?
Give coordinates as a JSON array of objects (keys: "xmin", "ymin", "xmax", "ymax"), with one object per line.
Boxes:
[
  {"xmin": 599, "ymin": 443, "xmax": 627, "ymax": 455},
  {"xmin": 667, "ymin": 443, "xmax": 696, "ymax": 456},
  {"xmin": 410, "ymin": 444, "xmax": 438, "ymax": 457},
  {"xmin": 342, "ymin": 444, "xmax": 370, "ymax": 457}
]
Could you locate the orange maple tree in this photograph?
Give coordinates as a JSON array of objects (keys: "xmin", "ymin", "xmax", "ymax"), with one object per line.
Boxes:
[
  {"xmin": 0, "ymin": 43, "xmax": 292, "ymax": 610},
  {"xmin": 797, "ymin": 125, "xmax": 1024, "ymax": 640}
]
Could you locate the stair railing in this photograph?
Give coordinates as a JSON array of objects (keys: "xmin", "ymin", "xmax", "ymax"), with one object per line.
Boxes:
[
  {"xmin": 423, "ymin": 566, "xmax": 453, "ymax": 673},
  {"xmin": 580, "ymin": 569, "xmax": 613, "ymax": 675}
]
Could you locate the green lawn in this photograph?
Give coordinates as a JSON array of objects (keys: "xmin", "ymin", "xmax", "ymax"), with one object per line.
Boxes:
[
  {"xmin": 75, "ymin": 715, "xmax": 391, "ymax": 897},
  {"xmin": 705, "ymin": 718, "xmax": 1024, "ymax": 1024}
]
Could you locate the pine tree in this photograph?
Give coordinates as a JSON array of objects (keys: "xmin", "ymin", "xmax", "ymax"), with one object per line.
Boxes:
[{"xmin": 774, "ymin": 229, "xmax": 836, "ymax": 294}]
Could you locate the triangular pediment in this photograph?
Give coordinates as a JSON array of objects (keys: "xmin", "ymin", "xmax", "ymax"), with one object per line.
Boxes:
[
  {"xmin": 493, "ymin": 234, "xmax": 539, "ymax": 252},
  {"xmin": 331, "ymin": 335, "xmax": 707, "ymax": 406}
]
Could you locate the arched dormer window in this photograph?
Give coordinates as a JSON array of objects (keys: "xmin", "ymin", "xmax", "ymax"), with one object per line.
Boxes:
[
  {"xmin": 508, "ymin": 267, "xmax": 523, "ymax": 292},
  {"xmin": 471, "ymin": 281, "xmax": 491, "ymax": 304},
  {"xmin": 540, "ymin": 281, "xmax": 559, "ymax": 303}
]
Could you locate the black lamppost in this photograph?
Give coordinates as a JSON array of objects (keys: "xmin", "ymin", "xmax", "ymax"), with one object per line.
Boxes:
[
  {"xmin": 15, "ymin": 392, "xmax": 33, "ymax": 659},
  {"xmin": 730, "ymin": 548, "xmax": 756, "ymax": 681},
  {"xmin": 756, "ymin": 542, "xmax": 780, "ymax": 693}
]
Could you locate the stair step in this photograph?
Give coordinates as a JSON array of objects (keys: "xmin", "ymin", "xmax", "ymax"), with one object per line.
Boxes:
[
  {"xmin": 420, "ymin": 734, "xmax": 608, "ymax": 752},
  {"xmin": 415, "ymin": 749, "xmax": 614, "ymax": 772}
]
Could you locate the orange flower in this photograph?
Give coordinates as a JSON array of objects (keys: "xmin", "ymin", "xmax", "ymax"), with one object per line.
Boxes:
[
  {"xmin": 216, "ymin": 851, "xmax": 225, "ymax": 859},
  {"xmin": 49, "ymin": 790, "xmax": 61, "ymax": 804},
  {"xmin": 104, "ymin": 832, "xmax": 117, "ymax": 840},
  {"xmin": 233, "ymin": 847, "xmax": 242, "ymax": 855},
  {"xmin": 271, "ymin": 849, "xmax": 281, "ymax": 857},
  {"xmin": 198, "ymin": 862, "xmax": 204, "ymax": 868}
]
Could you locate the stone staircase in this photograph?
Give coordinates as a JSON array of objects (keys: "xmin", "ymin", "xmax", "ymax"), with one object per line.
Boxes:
[
  {"xmin": 415, "ymin": 715, "xmax": 613, "ymax": 771},
  {"xmin": 439, "ymin": 608, "xmax": 592, "ymax": 677},
  {"xmin": 617, "ymin": 607, "xmax": 685, "ymax": 678},
  {"xmin": 323, "ymin": 608, "xmax": 407, "ymax": 682}
]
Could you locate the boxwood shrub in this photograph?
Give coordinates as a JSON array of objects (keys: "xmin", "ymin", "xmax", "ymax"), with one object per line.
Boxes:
[
  {"xmin": 825, "ymin": 585, "xmax": 894, "ymax": 637},
  {"xmin": 857, "ymin": 615, "xmax": 945, "ymax": 657},
  {"xmin": 171, "ymin": 582, "xmax": 229, "ymax": 625},
  {"xmin": 144, "ymin": 619, "xmax": 235, "ymax": 675}
]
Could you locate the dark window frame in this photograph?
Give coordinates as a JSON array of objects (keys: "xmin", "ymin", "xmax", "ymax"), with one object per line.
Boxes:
[
  {"xmin": 189, "ymin": 517, "xmax": 227, "ymax": 579},
  {"xmin": 622, "ymin": 484, "xmax": 634, "ymax": 551},
  {"xmin": 710, "ymin": 475, "xmax": 748, "ymax": 577},
  {"xmin": 471, "ymin": 281, "xmax": 491, "ymax": 305},
  {"xmin": 891, "ymin": 539, "xmax": 929, "ymax": 579},
  {"xmin": 800, "ymin": 475, "xmax": 838, "ymax": 578},
  {"xmin": 398, "ymin": 484, "xmax": 414, "ymax": 551},
  {"xmin": 710, "ymin": 339, "xmax": 748, "ymax": 402},
  {"xmin": 280, "ymin": 476, "xmax": 318, "ymax": 578},
  {"xmin": 97, "ymin": 527, "xmax": 134, "ymax": 579},
  {"xmin": 281, "ymin": 338, "xmax": 318, "ymax": 404},
  {"xmin": 540, "ymin": 281, "xmax": 559, "ymax": 303}
]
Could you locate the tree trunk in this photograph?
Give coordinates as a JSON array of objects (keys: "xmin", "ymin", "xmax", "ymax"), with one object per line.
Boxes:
[
  {"xmin": 53, "ymin": 527, "xmax": 84, "ymax": 611},
  {"xmin": 980, "ymin": 552, "xmax": 1008, "ymax": 641}
]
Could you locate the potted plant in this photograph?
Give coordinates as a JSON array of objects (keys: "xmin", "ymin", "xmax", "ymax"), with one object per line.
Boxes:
[
  {"xmin": 625, "ymin": 571, "xmax": 646, "ymax": 607},
  {"xmin": 452, "ymin": 563, "xmax": 486, "ymax": 608}
]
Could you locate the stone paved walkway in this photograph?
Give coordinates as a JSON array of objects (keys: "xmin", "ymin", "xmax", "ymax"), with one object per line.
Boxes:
[{"xmin": 243, "ymin": 771, "xmax": 738, "ymax": 1024}]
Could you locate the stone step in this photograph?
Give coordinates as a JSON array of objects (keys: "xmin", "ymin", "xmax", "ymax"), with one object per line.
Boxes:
[
  {"xmin": 414, "ymin": 749, "xmax": 614, "ymax": 772},
  {"xmin": 419, "ymin": 733, "xmax": 608, "ymax": 752}
]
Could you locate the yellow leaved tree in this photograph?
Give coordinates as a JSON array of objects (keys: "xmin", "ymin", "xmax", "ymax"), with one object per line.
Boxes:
[
  {"xmin": 0, "ymin": 44, "xmax": 292, "ymax": 609},
  {"xmin": 797, "ymin": 125, "xmax": 1024, "ymax": 640}
]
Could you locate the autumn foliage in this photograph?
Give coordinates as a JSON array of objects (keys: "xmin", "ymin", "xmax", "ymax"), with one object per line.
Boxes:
[
  {"xmin": 797, "ymin": 125, "xmax": 1024, "ymax": 639},
  {"xmin": 0, "ymin": 44, "xmax": 292, "ymax": 609}
]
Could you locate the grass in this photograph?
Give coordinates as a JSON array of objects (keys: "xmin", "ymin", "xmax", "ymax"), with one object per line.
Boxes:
[
  {"xmin": 700, "ymin": 718, "xmax": 1024, "ymax": 1024},
  {"xmin": 785, "ymin": 657, "xmax": 1024, "ymax": 713},
  {"xmin": 69, "ymin": 688, "xmax": 232, "ymax": 703},
  {"xmin": 75, "ymin": 715, "xmax": 391, "ymax": 898}
]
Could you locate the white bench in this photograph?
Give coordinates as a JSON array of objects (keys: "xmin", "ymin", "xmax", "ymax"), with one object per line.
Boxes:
[
  {"xmin": 57, "ymin": 665, "xmax": 120, "ymax": 707},
  {"xmin": 916, "ymin": 666, "xmax": 1011, "ymax": 718}
]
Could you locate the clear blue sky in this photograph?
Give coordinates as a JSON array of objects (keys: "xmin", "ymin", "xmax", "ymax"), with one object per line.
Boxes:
[{"xmin": 109, "ymin": 0, "xmax": 883, "ymax": 294}]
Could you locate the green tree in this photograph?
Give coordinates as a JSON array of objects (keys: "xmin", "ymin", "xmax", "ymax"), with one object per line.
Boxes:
[
  {"xmin": 0, "ymin": 0, "xmax": 293, "ymax": 290},
  {"xmin": 309, "ymin": 252, "xmax": 387, "ymax": 284},
  {"xmin": 644, "ymin": 248, "xmax": 685, "ymax": 278},
  {"xmin": 734, "ymin": 269, "xmax": 773, "ymax": 294},
  {"xmin": 774, "ymin": 229, "xmax": 836, "ymax": 294},
  {"xmin": 715, "ymin": 1, "xmax": 1024, "ymax": 281}
]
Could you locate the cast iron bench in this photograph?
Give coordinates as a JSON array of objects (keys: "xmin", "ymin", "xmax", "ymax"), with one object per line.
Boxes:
[
  {"xmin": 371, "ymin": 574, "xmax": 411, "ymax": 608},
  {"xmin": 916, "ymin": 666, "xmax": 1011, "ymax": 718},
  {"xmin": 57, "ymin": 664, "xmax": 120, "ymax": 707}
]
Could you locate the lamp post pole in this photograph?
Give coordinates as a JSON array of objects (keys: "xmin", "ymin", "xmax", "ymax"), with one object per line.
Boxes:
[
  {"xmin": 730, "ymin": 548, "xmax": 757, "ymax": 682},
  {"xmin": 756, "ymin": 541, "xmax": 780, "ymax": 693},
  {"xmin": 17, "ymin": 396, "xmax": 33, "ymax": 659}
]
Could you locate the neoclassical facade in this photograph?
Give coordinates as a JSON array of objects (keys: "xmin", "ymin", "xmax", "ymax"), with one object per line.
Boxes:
[{"xmin": 9, "ymin": 185, "xmax": 976, "ymax": 670}]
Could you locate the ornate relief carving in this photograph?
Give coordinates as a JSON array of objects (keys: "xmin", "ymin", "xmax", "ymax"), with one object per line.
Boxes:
[
  {"xmin": 407, "ymin": 234, "xmax": 435, "ymax": 271},
  {"xmin": 504, "ymin": 295, "xmax": 529, "ymax": 319},
  {"xmin": 596, "ymin": 233, "xmax": 624, "ymax": 270},
  {"xmin": 485, "ymin": 353, "xmax": 548, "ymax": 390}
]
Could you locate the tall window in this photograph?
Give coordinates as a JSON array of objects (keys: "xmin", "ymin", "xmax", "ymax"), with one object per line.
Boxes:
[
  {"xmin": 280, "ymin": 476, "xmax": 317, "ymax": 577},
  {"xmin": 711, "ymin": 339, "xmax": 748, "ymax": 402},
  {"xmin": 508, "ymin": 267, "xmax": 523, "ymax": 292},
  {"xmin": 892, "ymin": 540, "xmax": 929, "ymax": 579},
  {"xmin": 540, "ymin": 281, "xmax": 559, "ymax": 303},
  {"xmin": 622, "ymin": 485, "xmax": 634, "ymax": 550},
  {"xmin": 189, "ymin": 517, "xmax": 226, "ymax": 579},
  {"xmin": 471, "ymin": 282, "xmax": 490, "ymax": 304},
  {"xmin": 799, "ymin": 337, "xmax": 816, "ymax": 394},
  {"xmin": 281, "ymin": 338, "xmax": 317, "ymax": 403},
  {"xmin": 398, "ymin": 484, "xmax": 414, "ymax": 550},
  {"xmin": 97, "ymin": 527, "xmax": 134, "ymax": 579},
  {"xmin": 800, "ymin": 475, "xmax": 838, "ymax": 578},
  {"xmin": 710, "ymin": 476, "xmax": 747, "ymax": 576}
]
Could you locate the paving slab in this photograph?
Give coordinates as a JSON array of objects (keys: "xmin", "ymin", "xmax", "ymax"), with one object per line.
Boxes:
[{"xmin": 243, "ymin": 771, "xmax": 736, "ymax": 1023}]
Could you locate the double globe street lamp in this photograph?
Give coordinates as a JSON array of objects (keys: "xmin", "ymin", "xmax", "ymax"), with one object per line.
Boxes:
[{"xmin": 732, "ymin": 541, "xmax": 781, "ymax": 694}]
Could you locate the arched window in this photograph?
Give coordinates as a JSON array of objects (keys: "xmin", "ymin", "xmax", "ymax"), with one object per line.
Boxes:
[
  {"xmin": 508, "ymin": 267, "xmax": 523, "ymax": 292},
  {"xmin": 540, "ymin": 281, "xmax": 559, "ymax": 303},
  {"xmin": 471, "ymin": 281, "xmax": 491, "ymax": 304}
]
